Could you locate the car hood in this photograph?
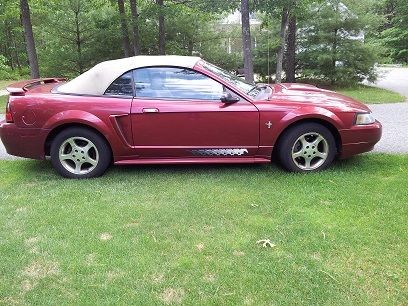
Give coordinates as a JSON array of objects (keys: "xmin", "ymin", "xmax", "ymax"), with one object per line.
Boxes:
[{"xmin": 268, "ymin": 83, "xmax": 371, "ymax": 112}]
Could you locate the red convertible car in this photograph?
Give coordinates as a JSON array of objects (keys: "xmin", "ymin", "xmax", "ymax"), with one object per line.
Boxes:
[{"xmin": 0, "ymin": 56, "xmax": 381, "ymax": 178}]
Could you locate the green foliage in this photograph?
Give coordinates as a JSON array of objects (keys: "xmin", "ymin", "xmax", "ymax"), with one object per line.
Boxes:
[
  {"xmin": 0, "ymin": 56, "xmax": 17, "ymax": 79},
  {"xmin": 297, "ymin": 0, "xmax": 377, "ymax": 85},
  {"xmin": 380, "ymin": 0, "xmax": 408, "ymax": 64},
  {"xmin": 0, "ymin": 0, "xmax": 401, "ymax": 83},
  {"xmin": 0, "ymin": 56, "xmax": 29, "ymax": 80}
]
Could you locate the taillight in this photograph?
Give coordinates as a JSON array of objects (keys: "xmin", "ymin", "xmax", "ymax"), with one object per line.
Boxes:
[{"xmin": 5, "ymin": 99, "xmax": 14, "ymax": 123}]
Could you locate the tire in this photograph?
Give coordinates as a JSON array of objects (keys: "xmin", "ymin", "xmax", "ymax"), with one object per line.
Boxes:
[
  {"xmin": 277, "ymin": 123, "xmax": 336, "ymax": 172},
  {"xmin": 50, "ymin": 127, "xmax": 111, "ymax": 178}
]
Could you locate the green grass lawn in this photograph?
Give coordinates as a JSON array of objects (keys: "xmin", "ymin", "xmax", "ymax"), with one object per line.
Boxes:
[
  {"xmin": 0, "ymin": 154, "xmax": 406, "ymax": 305},
  {"xmin": 334, "ymin": 84, "xmax": 406, "ymax": 104}
]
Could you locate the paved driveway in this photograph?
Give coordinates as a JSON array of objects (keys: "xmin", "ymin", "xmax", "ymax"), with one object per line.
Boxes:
[
  {"xmin": 370, "ymin": 102, "xmax": 408, "ymax": 153},
  {"xmin": 365, "ymin": 67, "xmax": 408, "ymax": 96},
  {"xmin": 1, "ymin": 102, "xmax": 407, "ymax": 160}
]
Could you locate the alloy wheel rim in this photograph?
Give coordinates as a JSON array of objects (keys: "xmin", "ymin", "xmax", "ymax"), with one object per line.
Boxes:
[
  {"xmin": 59, "ymin": 137, "xmax": 99, "ymax": 175},
  {"xmin": 291, "ymin": 132, "xmax": 329, "ymax": 170}
]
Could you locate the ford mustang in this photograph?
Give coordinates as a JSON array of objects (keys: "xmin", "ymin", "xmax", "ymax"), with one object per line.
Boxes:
[{"xmin": 0, "ymin": 56, "xmax": 382, "ymax": 178}]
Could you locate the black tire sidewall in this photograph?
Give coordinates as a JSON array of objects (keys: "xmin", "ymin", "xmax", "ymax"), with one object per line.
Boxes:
[
  {"xmin": 50, "ymin": 127, "xmax": 111, "ymax": 178},
  {"xmin": 278, "ymin": 123, "xmax": 336, "ymax": 172}
]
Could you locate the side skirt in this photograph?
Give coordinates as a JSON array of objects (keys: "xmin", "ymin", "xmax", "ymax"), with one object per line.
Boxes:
[{"xmin": 114, "ymin": 157, "xmax": 271, "ymax": 165}]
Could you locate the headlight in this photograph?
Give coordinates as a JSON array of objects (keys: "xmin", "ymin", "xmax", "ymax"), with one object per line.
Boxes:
[{"xmin": 355, "ymin": 113, "xmax": 375, "ymax": 125}]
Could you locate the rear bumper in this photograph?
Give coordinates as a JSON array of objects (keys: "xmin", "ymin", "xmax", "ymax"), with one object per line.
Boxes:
[
  {"xmin": 0, "ymin": 120, "xmax": 48, "ymax": 159},
  {"xmin": 339, "ymin": 121, "xmax": 382, "ymax": 158}
]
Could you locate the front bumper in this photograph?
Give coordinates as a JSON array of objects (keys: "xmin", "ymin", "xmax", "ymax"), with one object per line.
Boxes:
[
  {"xmin": 0, "ymin": 120, "xmax": 48, "ymax": 159},
  {"xmin": 339, "ymin": 120, "xmax": 382, "ymax": 158}
]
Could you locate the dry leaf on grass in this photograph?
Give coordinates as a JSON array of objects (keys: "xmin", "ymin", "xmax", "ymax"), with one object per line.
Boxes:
[{"xmin": 256, "ymin": 239, "xmax": 276, "ymax": 248}]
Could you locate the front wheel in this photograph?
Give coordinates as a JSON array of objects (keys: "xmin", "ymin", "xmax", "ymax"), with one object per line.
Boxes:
[
  {"xmin": 50, "ymin": 127, "xmax": 111, "ymax": 178},
  {"xmin": 277, "ymin": 123, "xmax": 337, "ymax": 172}
]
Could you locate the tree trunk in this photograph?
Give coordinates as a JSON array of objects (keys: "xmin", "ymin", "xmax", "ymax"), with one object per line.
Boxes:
[
  {"xmin": 275, "ymin": 6, "xmax": 289, "ymax": 84},
  {"xmin": 188, "ymin": 39, "xmax": 193, "ymax": 55},
  {"xmin": 240, "ymin": 0, "xmax": 254, "ymax": 82},
  {"xmin": 129, "ymin": 0, "xmax": 140, "ymax": 55},
  {"xmin": 331, "ymin": 28, "xmax": 338, "ymax": 85},
  {"xmin": 156, "ymin": 0, "xmax": 165, "ymax": 55},
  {"xmin": 74, "ymin": 10, "xmax": 83, "ymax": 73},
  {"xmin": 20, "ymin": 0, "xmax": 39, "ymax": 78},
  {"xmin": 285, "ymin": 14, "xmax": 296, "ymax": 82},
  {"xmin": 117, "ymin": 0, "xmax": 132, "ymax": 57}
]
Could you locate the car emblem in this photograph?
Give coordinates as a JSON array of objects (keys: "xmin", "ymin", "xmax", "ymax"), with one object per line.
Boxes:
[{"xmin": 265, "ymin": 121, "xmax": 272, "ymax": 129}]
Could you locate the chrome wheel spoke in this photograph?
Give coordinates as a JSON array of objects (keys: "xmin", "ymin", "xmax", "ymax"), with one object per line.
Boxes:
[
  {"xmin": 85, "ymin": 156, "xmax": 97, "ymax": 166},
  {"xmin": 68, "ymin": 139, "xmax": 77, "ymax": 149},
  {"xmin": 316, "ymin": 151, "xmax": 327, "ymax": 159},
  {"xmin": 60, "ymin": 153, "xmax": 73, "ymax": 161},
  {"xmin": 74, "ymin": 161, "xmax": 82, "ymax": 174},
  {"xmin": 292, "ymin": 150, "xmax": 303, "ymax": 159},
  {"xmin": 304, "ymin": 156, "xmax": 313, "ymax": 169},
  {"xmin": 82, "ymin": 142, "xmax": 94, "ymax": 153},
  {"xmin": 299, "ymin": 136, "xmax": 310, "ymax": 149},
  {"xmin": 312, "ymin": 135, "xmax": 324, "ymax": 146}
]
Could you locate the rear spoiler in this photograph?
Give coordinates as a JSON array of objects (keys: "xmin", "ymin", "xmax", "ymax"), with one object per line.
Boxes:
[{"xmin": 6, "ymin": 78, "xmax": 66, "ymax": 95}]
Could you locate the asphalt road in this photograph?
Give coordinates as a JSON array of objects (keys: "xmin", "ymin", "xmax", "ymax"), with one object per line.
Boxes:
[{"xmin": 0, "ymin": 101, "xmax": 407, "ymax": 160}]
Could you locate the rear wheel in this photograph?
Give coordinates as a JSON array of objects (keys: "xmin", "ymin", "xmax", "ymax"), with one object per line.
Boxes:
[
  {"xmin": 277, "ymin": 123, "xmax": 336, "ymax": 172},
  {"xmin": 50, "ymin": 127, "xmax": 111, "ymax": 178}
]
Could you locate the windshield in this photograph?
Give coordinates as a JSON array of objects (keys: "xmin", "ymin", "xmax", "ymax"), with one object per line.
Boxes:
[{"xmin": 202, "ymin": 62, "xmax": 255, "ymax": 94}]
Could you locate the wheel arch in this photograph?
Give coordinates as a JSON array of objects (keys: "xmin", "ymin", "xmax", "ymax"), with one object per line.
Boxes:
[
  {"xmin": 44, "ymin": 123, "xmax": 113, "ymax": 158},
  {"xmin": 272, "ymin": 118, "xmax": 342, "ymax": 158}
]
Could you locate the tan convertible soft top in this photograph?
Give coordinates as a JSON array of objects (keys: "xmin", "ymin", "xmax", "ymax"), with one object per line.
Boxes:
[{"xmin": 57, "ymin": 55, "xmax": 201, "ymax": 96}]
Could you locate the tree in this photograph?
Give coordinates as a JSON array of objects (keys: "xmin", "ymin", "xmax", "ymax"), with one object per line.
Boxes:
[
  {"xmin": 255, "ymin": 0, "xmax": 301, "ymax": 83},
  {"xmin": 117, "ymin": 0, "xmax": 132, "ymax": 57},
  {"xmin": 297, "ymin": 0, "xmax": 377, "ymax": 84},
  {"xmin": 70, "ymin": 0, "xmax": 85, "ymax": 73},
  {"xmin": 156, "ymin": 0, "xmax": 165, "ymax": 54},
  {"xmin": 20, "ymin": 0, "xmax": 40, "ymax": 78},
  {"xmin": 129, "ymin": 0, "xmax": 140, "ymax": 55},
  {"xmin": 285, "ymin": 14, "xmax": 296, "ymax": 82},
  {"xmin": 240, "ymin": 0, "xmax": 254, "ymax": 82}
]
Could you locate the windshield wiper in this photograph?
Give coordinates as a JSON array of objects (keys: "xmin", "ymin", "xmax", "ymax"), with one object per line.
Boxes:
[{"xmin": 247, "ymin": 84, "xmax": 268, "ymax": 95}]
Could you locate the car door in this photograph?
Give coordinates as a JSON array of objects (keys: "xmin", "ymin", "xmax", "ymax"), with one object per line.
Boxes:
[{"xmin": 130, "ymin": 66, "xmax": 259, "ymax": 159}]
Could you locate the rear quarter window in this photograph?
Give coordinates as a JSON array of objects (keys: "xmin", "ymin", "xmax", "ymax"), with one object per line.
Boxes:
[{"xmin": 104, "ymin": 72, "xmax": 133, "ymax": 96}]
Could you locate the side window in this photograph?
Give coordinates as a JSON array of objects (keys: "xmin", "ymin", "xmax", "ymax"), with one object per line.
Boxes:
[
  {"xmin": 104, "ymin": 72, "xmax": 133, "ymax": 96},
  {"xmin": 133, "ymin": 67, "xmax": 224, "ymax": 100}
]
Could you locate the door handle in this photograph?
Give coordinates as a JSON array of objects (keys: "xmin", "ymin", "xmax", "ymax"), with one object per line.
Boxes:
[{"xmin": 142, "ymin": 108, "xmax": 159, "ymax": 113}]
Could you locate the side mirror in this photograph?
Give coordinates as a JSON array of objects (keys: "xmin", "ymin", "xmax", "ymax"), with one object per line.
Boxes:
[{"xmin": 220, "ymin": 92, "xmax": 240, "ymax": 104}]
